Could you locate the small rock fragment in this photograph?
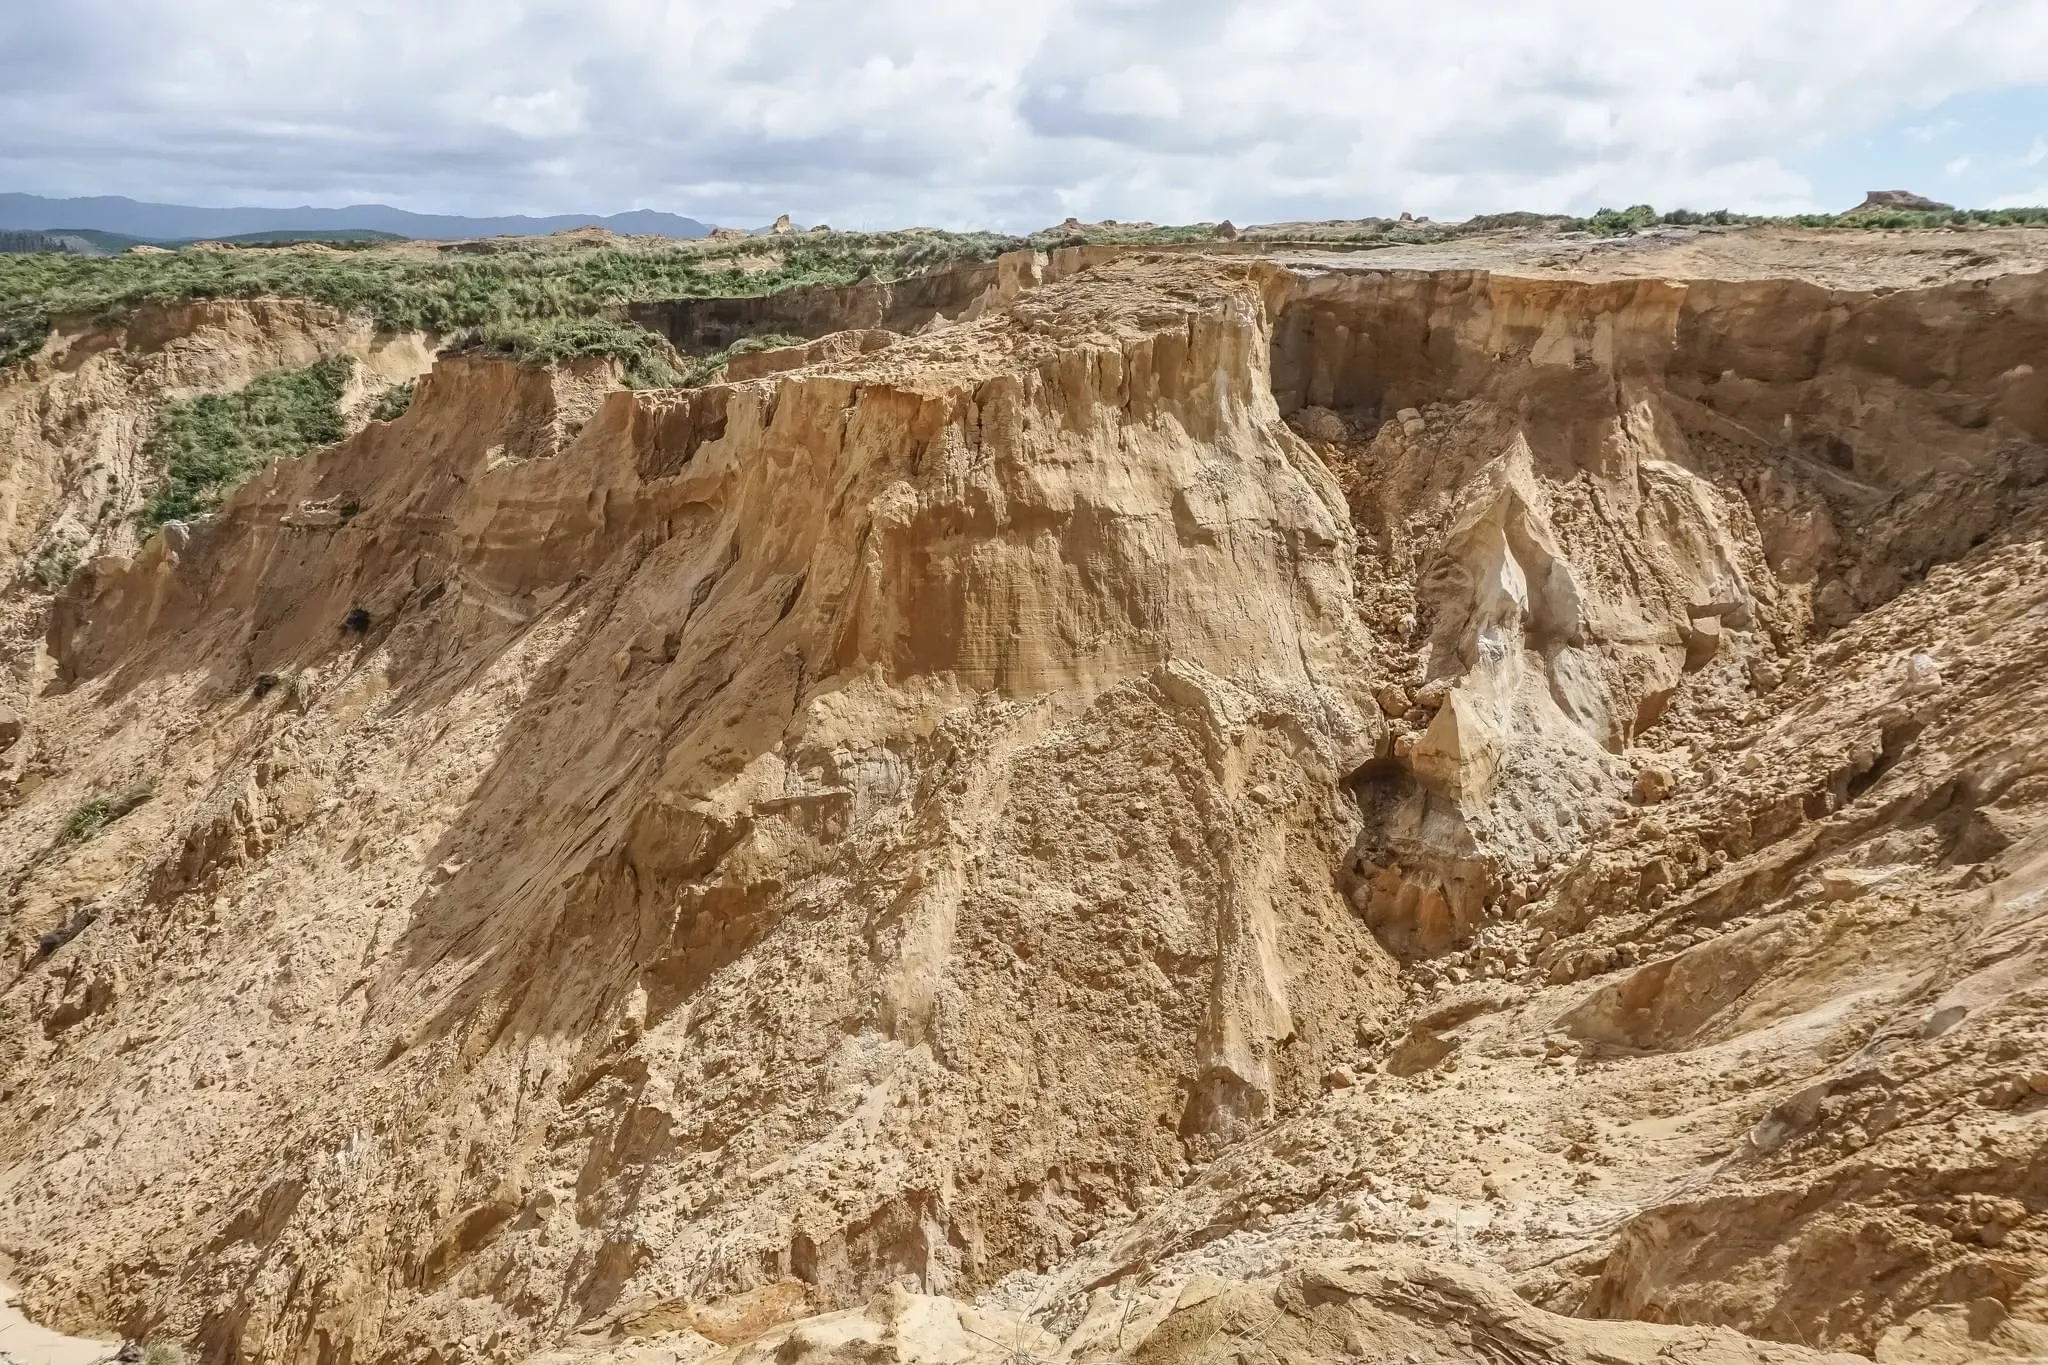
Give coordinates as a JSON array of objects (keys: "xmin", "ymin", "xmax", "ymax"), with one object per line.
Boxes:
[
  {"xmin": 1902, "ymin": 651, "xmax": 1943, "ymax": 695},
  {"xmin": 1822, "ymin": 867, "xmax": 1887, "ymax": 900}
]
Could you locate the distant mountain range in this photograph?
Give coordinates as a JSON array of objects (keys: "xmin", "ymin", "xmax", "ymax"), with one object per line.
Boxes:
[{"xmin": 0, "ymin": 194, "xmax": 711, "ymax": 242}]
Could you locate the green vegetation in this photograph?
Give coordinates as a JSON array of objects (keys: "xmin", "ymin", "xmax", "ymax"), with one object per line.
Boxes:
[
  {"xmin": 1, "ymin": 229, "xmax": 70, "ymax": 254},
  {"xmin": 1023, "ymin": 222, "xmax": 1222, "ymax": 250},
  {"xmin": 209, "ymin": 228, "xmax": 407, "ymax": 246},
  {"xmin": 0, "ymin": 229, "xmax": 1027, "ymax": 370},
  {"xmin": 31, "ymin": 535, "xmax": 82, "ymax": 589},
  {"xmin": 681, "ymin": 331, "xmax": 805, "ymax": 386},
  {"xmin": 368, "ymin": 378, "xmax": 415, "ymax": 422},
  {"xmin": 42, "ymin": 227, "xmax": 155, "ymax": 254},
  {"xmin": 451, "ymin": 317, "xmax": 686, "ymax": 389},
  {"xmin": 59, "ymin": 780, "xmax": 155, "ymax": 845},
  {"xmin": 1253, "ymin": 203, "xmax": 2048, "ymax": 247},
  {"xmin": 1576, "ymin": 203, "xmax": 2048, "ymax": 236},
  {"xmin": 1585, "ymin": 204, "xmax": 1662, "ymax": 235},
  {"xmin": 139, "ymin": 356, "xmax": 351, "ymax": 528}
]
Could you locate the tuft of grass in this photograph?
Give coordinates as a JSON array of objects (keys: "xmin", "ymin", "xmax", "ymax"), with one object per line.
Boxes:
[
  {"xmin": 367, "ymin": 378, "xmax": 415, "ymax": 422},
  {"xmin": 59, "ymin": 780, "xmax": 155, "ymax": 846},
  {"xmin": 32, "ymin": 536, "xmax": 82, "ymax": 589},
  {"xmin": 138, "ymin": 356, "xmax": 352, "ymax": 529},
  {"xmin": 143, "ymin": 1341, "xmax": 188, "ymax": 1365}
]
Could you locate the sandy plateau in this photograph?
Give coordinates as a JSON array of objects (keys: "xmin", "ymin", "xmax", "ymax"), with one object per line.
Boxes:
[{"xmin": 1, "ymin": 227, "xmax": 2046, "ymax": 1365}]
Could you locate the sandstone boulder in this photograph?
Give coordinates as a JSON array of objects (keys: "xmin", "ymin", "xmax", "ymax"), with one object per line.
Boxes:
[
  {"xmin": 1290, "ymin": 405, "xmax": 1347, "ymax": 442},
  {"xmin": 1632, "ymin": 765, "xmax": 1675, "ymax": 805}
]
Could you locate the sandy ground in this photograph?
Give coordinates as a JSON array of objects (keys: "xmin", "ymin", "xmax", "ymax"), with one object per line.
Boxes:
[
  {"xmin": 0, "ymin": 1283, "xmax": 112, "ymax": 1365},
  {"xmin": 1269, "ymin": 224, "xmax": 2048, "ymax": 288}
]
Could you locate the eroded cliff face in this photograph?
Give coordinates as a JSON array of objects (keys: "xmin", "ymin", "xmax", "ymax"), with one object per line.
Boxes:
[
  {"xmin": 1270, "ymin": 268, "xmax": 2048, "ymax": 964},
  {"xmin": 0, "ymin": 298, "xmax": 433, "ymax": 715},
  {"xmin": 4, "ymin": 260, "xmax": 1393, "ymax": 1361},
  {"xmin": 2, "ymin": 246, "xmax": 2045, "ymax": 1365}
]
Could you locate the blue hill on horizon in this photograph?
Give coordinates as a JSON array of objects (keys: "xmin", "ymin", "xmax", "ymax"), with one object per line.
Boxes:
[{"xmin": 0, "ymin": 193, "xmax": 712, "ymax": 242}]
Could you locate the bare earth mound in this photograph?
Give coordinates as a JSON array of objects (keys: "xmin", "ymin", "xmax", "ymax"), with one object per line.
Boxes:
[{"xmin": 1, "ymin": 228, "xmax": 2045, "ymax": 1365}]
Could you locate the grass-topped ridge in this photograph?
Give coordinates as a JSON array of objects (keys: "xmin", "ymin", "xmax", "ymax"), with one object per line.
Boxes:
[
  {"xmin": 0, "ymin": 230, "xmax": 1026, "ymax": 370},
  {"xmin": 446, "ymin": 317, "xmax": 688, "ymax": 389},
  {"xmin": 1232, "ymin": 203, "xmax": 2048, "ymax": 247}
]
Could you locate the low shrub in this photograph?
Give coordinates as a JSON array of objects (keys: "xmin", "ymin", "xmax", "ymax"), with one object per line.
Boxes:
[
  {"xmin": 31, "ymin": 536, "xmax": 81, "ymax": 589},
  {"xmin": 368, "ymin": 378, "xmax": 415, "ymax": 422}
]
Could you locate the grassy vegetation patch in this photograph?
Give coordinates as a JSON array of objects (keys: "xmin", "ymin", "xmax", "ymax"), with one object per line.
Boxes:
[
  {"xmin": 451, "ymin": 317, "xmax": 684, "ymax": 389},
  {"xmin": 0, "ymin": 231, "xmax": 1027, "ymax": 371},
  {"xmin": 368, "ymin": 378, "xmax": 415, "ymax": 422},
  {"xmin": 1249, "ymin": 203, "xmax": 2048, "ymax": 246},
  {"xmin": 31, "ymin": 535, "xmax": 82, "ymax": 589},
  {"xmin": 1, "ymin": 230, "xmax": 70, "ymax": 254},
  {"xmin": 59, "ymin": 780, "xmax": 155, "ymax": 846},
  {"xmin": 139, "ymin": 356, "xmax": 351, "ymax": 528},
  {"xmin": 681, "ymin": 332, "xmax": 805, "ymax": 387}
]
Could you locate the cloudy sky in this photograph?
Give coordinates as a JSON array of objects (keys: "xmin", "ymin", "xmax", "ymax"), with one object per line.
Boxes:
[{"xmin": 5, "ymin": 0, "xmax": 2048, "ymax": 232}]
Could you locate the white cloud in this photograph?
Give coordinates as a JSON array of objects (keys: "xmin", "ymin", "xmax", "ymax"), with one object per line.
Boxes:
[
  {"xmin": 1990, "ymin": 184, "xmax": 2048, "ymax": 208},
  {"xmin": 1906, "ymin": 118, "xmax": 1962, "ymax": 142},
  {"xmin": 484, "ymin": 89, "xmax": 589, "ymax": 140},
  {"xmin": 2, "ymin": 0, "xmax": 2046, "ymax": 230},
  {"xmin": 1081, "ymin": 66, "xmax": 1183, "ymax": 120},
  {"xmin": 1945, "ymin": 155, "xmax": 1974, "ymax": 178}
]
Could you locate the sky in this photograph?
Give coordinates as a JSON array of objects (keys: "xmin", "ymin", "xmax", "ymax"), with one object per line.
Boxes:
[{"xmin": 4, "ymin": 0, "xmax": 2048, "ymax": 233}]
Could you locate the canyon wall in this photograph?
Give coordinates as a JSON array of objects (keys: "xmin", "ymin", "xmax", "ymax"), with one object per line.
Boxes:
[{"xmin": 2, "ymin": 247, "xmax": 2045, "ymax": 1365}]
